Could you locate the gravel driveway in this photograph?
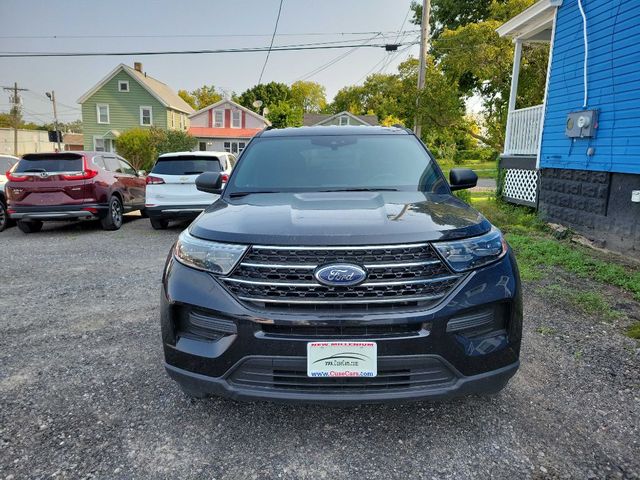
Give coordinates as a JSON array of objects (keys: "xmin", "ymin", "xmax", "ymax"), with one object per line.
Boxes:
[{"xmin": 1, "ymin": 217, "xmax": 638, "ymax": 479}]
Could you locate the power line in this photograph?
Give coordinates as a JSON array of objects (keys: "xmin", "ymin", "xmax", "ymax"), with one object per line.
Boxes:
[
  {"xmin": 0, "ymin": 29, "xmax": 420, "ymax": 40},
  {"xmin": 0, "ymin": 41, "xmax": 411, "ymax": 59},
  {"xmin": 295, "ymin": 33, "xmax": 382, "ymax": 82},
  {"xmin": 258, "ymin": 0, "xmax": 285, "ymax": 84}
]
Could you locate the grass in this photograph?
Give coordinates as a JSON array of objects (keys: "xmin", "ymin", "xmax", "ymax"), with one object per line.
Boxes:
[
  {"xmin": 468, "ymin": 196, "xmax": 640, "ymax": 302},
  {"xmin": 466, "ymin": 196, "xmax": 640, "ymax": 339},
  {"xmin": 539, "ymin": 284, "xmax": 622, "ymax": 321},
  {"xmin": 627, "ymin": 322, "xmax": 640, "ymax": 339},
  {"xmin": 439, "ymin": 160, "xmax": 497, "ymax": 180}
]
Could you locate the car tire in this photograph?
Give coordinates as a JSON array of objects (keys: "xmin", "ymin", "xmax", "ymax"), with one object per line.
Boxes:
[
  {"xmin": 17, "ymin": 220, "xmax": 43, "ymax": 234},
  {"xmin": 100, "ymin": 195, "xmax": 124, "ymax": 231},
  {"xmin": 0, "ymin": 200, "xmax": 7, "ymax": 232},
  {"xmin": 150, "ymin": 218, "xmax": 169, "ymax": 230}
]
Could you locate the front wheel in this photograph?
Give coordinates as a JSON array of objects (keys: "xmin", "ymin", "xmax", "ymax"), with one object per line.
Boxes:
[
  {"xmin": 100, "ymin": 196, "xmax": 123, "ymax": 231},
  {"xmin": 17, "ymin": 220, "xmax": 43, "ymax": 234},
  {"xmin": 0, "ymin": 200, "xmax": 7, "ymax": 232}
]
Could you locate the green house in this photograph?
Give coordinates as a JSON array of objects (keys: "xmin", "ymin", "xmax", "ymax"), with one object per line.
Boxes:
[{"xmin": 77, "ymin": 62, "xmax": 194, "ymax": 152}]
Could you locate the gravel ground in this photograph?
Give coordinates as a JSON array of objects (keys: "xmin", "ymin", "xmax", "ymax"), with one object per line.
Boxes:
[{"xmin": 1, "ymin": 216, "xmax": 638, "ymax": 480}]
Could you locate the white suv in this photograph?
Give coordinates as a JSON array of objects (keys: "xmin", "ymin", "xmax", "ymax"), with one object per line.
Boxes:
[
  {"xmin": 145, "ymin": 151, "xmax": 235, "ymax": 230},
  {"xmin": 0, "ymin": 155, "xmax": 19, "ymax": 232}
]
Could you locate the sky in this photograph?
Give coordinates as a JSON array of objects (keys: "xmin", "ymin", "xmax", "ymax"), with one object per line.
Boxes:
[{"xmin": 0, "ymin": 0, "xmax": 421, "ymax": 125}]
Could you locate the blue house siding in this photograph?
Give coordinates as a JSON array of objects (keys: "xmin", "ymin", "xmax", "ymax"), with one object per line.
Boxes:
[{"xmin": 540, "ymin": 0, "xmax": 640, "ymax": 175}]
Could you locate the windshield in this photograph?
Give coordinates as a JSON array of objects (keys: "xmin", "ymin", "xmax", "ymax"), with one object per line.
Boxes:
[
  {"xmin": 227, "ymin": 135, "xmax": 445, "ymax": 193},
  {"xmin": 152, "ymin": 155, "xmax": 222, "ymax": 175},
  {"xmin": 15, "ymin": 154, "xmax": 83, "ymax": 173}
]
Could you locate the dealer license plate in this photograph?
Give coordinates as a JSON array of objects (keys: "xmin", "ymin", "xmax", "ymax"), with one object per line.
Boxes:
[{"xmin": 307, "ymin": 341, "xmax": 377, "ymax": 378}]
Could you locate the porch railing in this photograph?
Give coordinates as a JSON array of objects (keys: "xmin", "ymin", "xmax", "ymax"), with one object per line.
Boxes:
[{"xmin": 504, "ymin": 104, "xmax": 544, "ymax": 156}]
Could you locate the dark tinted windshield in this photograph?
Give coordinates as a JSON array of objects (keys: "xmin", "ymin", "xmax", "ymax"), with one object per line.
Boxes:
[
  {"xmin": 15, "ymin": 154, "xmax": 83, "ymax": 173},
  {"xmin": 152, "ymin": 155, "xmax": 222, "ymax": 175},
  {"xmin": 228, "ymin": 135, "xmax": 444, "ymax": 193}
]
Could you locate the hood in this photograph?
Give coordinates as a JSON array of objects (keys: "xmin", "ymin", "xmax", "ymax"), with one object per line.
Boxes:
[{"xmin": 189, "ymin": 191, "xmax": 491, "ymax": 246}]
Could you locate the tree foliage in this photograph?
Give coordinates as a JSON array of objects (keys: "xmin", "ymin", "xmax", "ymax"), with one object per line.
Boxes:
[
  {"xmin": 114, "ymin": 128, "xmax": 156, "ymax": 171},
  {"xmin": 406, "ymin": 0, "xmax": 544, "ymax": 150},
  {"xmin": 290, "ymin": 81, "xmax": 327, "ymax": 113},
  {"xmin": 237, "ymin": 82, "xmax": 291, "ymax": 113},
  {"xmin": 115, "ymin": 127, "xmax": 197, "ymax": 171},
  {"xmin": 178, "ymin": 85, "xmax": 222, "ymax": 110},
  {"xmin": 266, "ymin": 101, "xmax": 303, "ymax": 129}
]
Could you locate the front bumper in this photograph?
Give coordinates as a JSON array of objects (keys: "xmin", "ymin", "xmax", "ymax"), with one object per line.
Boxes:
[
  {"xmin": 161, "ymin": 250, "xmax": 523, "ymax": 404},
  {"xmin": 145, "ymin": 204, "xmax": 208, "ymax": 220},
  {"xmin": 8, "ymin": 204, "xmax": 106, "ymax": 221}
]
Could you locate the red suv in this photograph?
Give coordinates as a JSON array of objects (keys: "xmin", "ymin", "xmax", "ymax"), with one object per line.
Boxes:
[{"xmin": 5, "ymin": 152, "xmax": 146, "ymax": 233}]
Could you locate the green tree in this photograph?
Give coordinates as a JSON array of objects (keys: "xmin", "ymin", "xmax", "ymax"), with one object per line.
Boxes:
[
  {"xmin": 330, "ymin": 73, "xmax": 404, "ymax": 122},
  {"xmin": 114, "ymin": 128, "xmax": 156, "ymax": 171},
  {"xmin": 237, "ymin": 82, "xmax": 291, "ymax": 113},
  {"xmin": 290, "ymin": 80, "xmax": 327, "ymax": 113},
  {"xmin": 115, "ymin": 128, "xmax": 197, "ymax": 171},
  {"xmin": 178, "ymin": 90, "xmax": 196, "ymax": 109},
  {"xmin": 408, "ymin": 0, "xmax": 544, "ymax": 150},
  {"xmin": 266, "ymin": 101, "xmax": 303, "ymax": 128},
  {"xmin": 178, "ymin": 85, "xmax": 222, "ymax": 110},
  {"xmin": 152, "ymin": 128, "xmax": 198, "ymax": 156}
]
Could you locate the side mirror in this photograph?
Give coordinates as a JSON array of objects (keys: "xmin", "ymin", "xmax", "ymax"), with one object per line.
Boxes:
[
  {"xmin": 196, "ymin": 172, "xmax": 223, "ymax": 194},
  {"xmin": 449, "ymin": 168, "xmax": 478, "ymax": 191},
  {"xmin": 137, "ymin": 170, "xmax": 146, "ymax": 177}
]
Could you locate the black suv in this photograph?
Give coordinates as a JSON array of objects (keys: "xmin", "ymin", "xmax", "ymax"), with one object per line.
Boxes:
[{"xmin": 161, "ymin": 126, "xmax": 522, "ymax": 404}]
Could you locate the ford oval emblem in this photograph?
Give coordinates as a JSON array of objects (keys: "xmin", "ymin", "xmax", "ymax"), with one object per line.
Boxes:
[{"xmin": 314, "ymin": 263, "xmax": 368, "ymax": 287}]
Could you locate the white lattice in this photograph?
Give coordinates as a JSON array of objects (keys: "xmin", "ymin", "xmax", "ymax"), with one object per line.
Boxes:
[{"xmin": 503, "ymin": 168, "xmax": 538, "ymax": 205}]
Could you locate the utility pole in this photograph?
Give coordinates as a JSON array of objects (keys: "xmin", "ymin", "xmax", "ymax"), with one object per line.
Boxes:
[
  {"xmin": 46, "ymin": 91, "xmax": 62, "ymax": 151},
  {"xmin": 414, "ymin": 0, "xmax": 431, "ymax": 139},
  {"xmin": 2, "ymin": 82, "xmax": 27, "ymax": 156}
]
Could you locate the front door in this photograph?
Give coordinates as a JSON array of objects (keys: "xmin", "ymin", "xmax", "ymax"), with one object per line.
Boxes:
[{"xmin": 223, "ymin": 141, "xmax": 247, "ymax": 155}]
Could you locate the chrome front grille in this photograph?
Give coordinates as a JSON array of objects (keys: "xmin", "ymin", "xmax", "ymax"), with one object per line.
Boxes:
[{"xmin": 221, "ymin": 243, "xmax": 464, "ymax": 311}]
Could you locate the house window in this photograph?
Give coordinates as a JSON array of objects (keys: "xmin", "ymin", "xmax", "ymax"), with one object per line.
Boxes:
[
  {"xmin": 199, "ymin": 142, "xmax": 207, "ymax": 151},
  {"xmin": 140, "ymin": 106, "xmax": 153, "ymax": 126},
  {"xmin": 170, "ymin": 112, "xmax": 174, "ymax": 128},
  {"xmin": 94, "ymin": 137, "xmax": 113, "ymax": 153},
  {"xmin": 339, "ymin": 115, "xmax": 349, "ymax": 126},
  {"xmin": 97, "ymin": 104, "xmax": 110, "ymax": 124},
  {"xmin": 214, "ymin": 110, "xmax": 224, "ymax": 127},
  {"xmin": 223, "ymin": 141, "xmax": 231, "ymax": 153},
  {"xmin": 118, "ymin": 80, "xmax": 129, "ymax": 92},
  {"xmin": 180, "ymin": 114, "xmax": 185, "ymax": 130},
  {"xmin": 238, "ymin": 142, "xmax": 246, "ymax": 154},
  {"xmin": 231, "ymin": 110, "xmax": 241, "ymax": 128}
]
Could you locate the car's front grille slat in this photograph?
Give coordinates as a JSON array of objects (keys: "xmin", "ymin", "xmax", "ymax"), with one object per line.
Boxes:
[
  {"xmin": 228, "ymin": 356, "xmax": 458, "ymax": 393},
  {"xmin": 222, "ymin": 243, "xmax": 463, "ymax": 312}
]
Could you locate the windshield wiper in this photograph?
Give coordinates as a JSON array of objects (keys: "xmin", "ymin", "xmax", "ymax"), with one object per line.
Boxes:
[
  {"xmin": 318, "ymin": 187, "xmax": 399, "ymax": 192},
  {"xmin": 229, "ymin": 190, "xmax": 279, "ymax": 198}
]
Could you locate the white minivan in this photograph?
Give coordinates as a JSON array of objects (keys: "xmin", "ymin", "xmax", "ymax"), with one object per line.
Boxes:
[{"xmin": 145, "ymin": 151, "xmax": 235, "ymax": 229}]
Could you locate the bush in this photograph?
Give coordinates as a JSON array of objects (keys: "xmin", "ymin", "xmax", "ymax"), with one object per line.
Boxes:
[
  {"xmin": 114, "ymin": 128, "xmax": 156, "ymax": 171},
  {"xmin": 115, "ymin": 127, "xmax": 197, "ymax": 171}
]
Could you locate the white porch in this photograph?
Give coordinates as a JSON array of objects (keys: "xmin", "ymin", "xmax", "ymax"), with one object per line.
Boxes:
[{"xmin": 496, "ymin": 0, "xmax": 562, "ymax": 205}]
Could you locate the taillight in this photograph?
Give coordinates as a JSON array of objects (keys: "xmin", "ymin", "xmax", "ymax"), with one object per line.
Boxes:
[
  {"xmin": 221, "ymin": 173, "xmax": 229, "ymax": 183},
  {"xmin": 6, "ymin": 170, "xmax": 28, "ymax": 182},
  {"xmin": 146, "ymin": 175, "xmax": 165, "ymax": 185},
  {"xmin": 82, "ymin": 207, "xmax": 99, "ymax": 214},
  {"xmin": 61, "ymin": 156, "xmax": 98, "ymax": 180}
]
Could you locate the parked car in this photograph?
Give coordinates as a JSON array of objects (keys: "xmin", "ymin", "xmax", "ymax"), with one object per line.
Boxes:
[
  {"xmin": 5, "ymin": 151, "xmax": 146, "ymax": 233},
  {"xmin": 161, "ymin": 126, "xmax": 522, "ymax": 404},
  {"xmin": 145, "ymin": 151, "xmax": 235, "ymax": 230},
  {"xmin": 0, "ymin": 154, "xmax": 19, "ymax": 231}
]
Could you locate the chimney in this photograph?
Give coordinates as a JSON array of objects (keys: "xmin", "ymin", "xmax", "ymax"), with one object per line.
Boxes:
[{"xmin": 134, "ymin": 62, "xmax": 143, "ymax": 73}]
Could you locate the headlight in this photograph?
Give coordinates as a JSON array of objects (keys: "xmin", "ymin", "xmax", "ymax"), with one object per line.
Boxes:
[
  {"xmin": 433, "ymin": 227, "xmax": 508, "ymax": 272},
  {"xmin": 174, "ymin": 230, "xmax": 247, "ymax": 274}
]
